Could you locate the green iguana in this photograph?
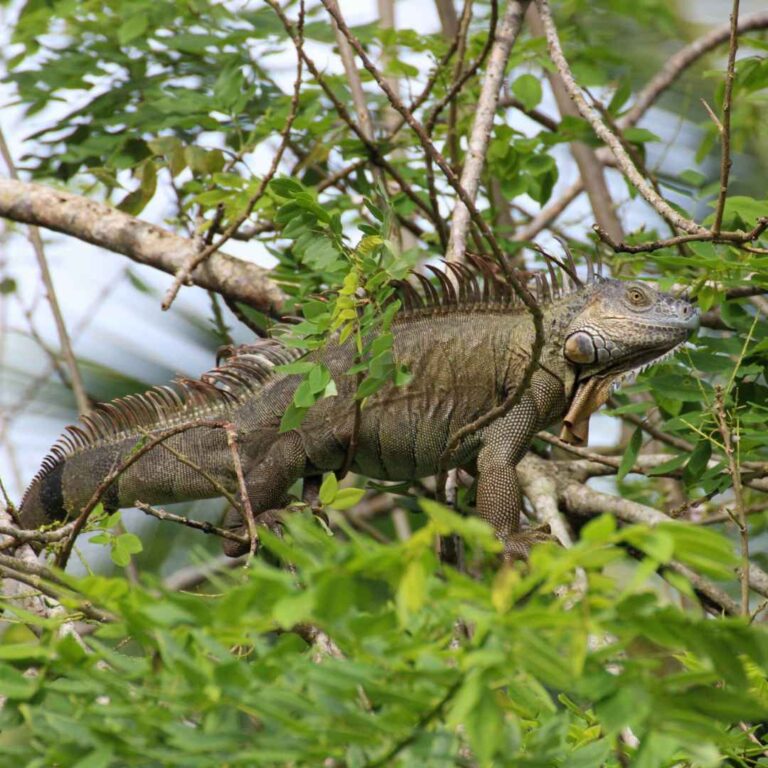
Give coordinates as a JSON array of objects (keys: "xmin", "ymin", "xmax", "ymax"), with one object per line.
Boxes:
[{"xmin": 18, "ymin": 255, "xmax": 699, "ymax": 559}]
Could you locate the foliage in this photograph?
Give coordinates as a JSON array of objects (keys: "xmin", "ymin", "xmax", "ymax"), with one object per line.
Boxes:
[{"xmin": 3, "ymin": 511, "xmax": 768, "ymax": 767}]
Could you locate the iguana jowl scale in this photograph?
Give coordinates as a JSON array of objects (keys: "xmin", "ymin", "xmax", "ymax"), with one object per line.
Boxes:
[{"xmin": 19, "ymin": 257, "xmax": 699, "ymax": 558}]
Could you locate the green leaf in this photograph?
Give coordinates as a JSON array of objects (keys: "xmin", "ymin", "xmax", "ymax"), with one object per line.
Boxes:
[
  {"xmin": 112, "ymin": 532, "xmax": 143, "ymax": 567},
  {"xmin": 647, "ymin": 452, "xmax": 688, "ymax": 476},
  {"xmin": 330, "ymin": 487, "xmax": 365, "ymax": 510},
  {"xmin": 117, "ymin": 14, "xmax": 148, "ymax": 45},
  {"xmin": 396, "ymin": 556, "xmax": 428, "ymax": 622},
  {"xmin": 617, "ymin": 427, "xmax": 642, "ymax": 481},
  {"xmin": 71, "ymin": 748, "xmax": 115, "ymax": 768},
  {"xmin": 308, "ymin": 364, "xmax": 331, "ymax": 393},
  {"xmin": 276, "ymin": 361, "xmax": 315, "ymax": 375},
  {"xmin": 319, "ymin": 473, "xmax": 338, "ymax": 505},
  {"xmin": 683, "ymin": 440, "xmax": 712, "ymax": 487},
  {"xmin": 512, "ymin": 73, "xmax": 543, "ymax": 111},
  {"xmin": 270, "ymin": 177, "xmax": 305, "ymax": 198},
  {"xmin": 0, "ymin": 644, "xmax": 51, "ymax": 661},
  {"xmin": 279, "ymin": 402, "xmax": 309, "ymax": 433},
  {"xmin": 580, "ymin": 514, "xmax": 617, "ymax": 543},
  {"xmin": 293, "ymin": 379, "xmax": 317, "ymax": 408},
  {"xmin": 0, "ymin": 662, "xmax": 40, "ymax": 700}
]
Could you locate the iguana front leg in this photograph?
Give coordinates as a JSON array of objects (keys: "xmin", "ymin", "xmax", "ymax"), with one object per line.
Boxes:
[
  {"xmin": 475, "ymin": 393, "xmax": 555, "ymax": 561},
  {"xmin": 222, "ymin": 432, "xmax": 307, "ymax": 557}
]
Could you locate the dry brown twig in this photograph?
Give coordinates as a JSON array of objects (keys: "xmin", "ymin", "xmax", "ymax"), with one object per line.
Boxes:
[{"xmin": 223, "ymin": 423, "xmax": 259, "ymax": 558}]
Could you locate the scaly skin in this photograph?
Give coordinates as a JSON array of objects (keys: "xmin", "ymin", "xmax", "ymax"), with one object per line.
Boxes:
[{"xmin": 18, "ymin": 265, "xmax": 699, "ymax": 559}]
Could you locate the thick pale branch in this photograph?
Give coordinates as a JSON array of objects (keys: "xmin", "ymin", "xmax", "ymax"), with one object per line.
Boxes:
[
  {"xmin": 446, "ymin": 0, "xmax": 531, "ymax": 261},
  {"xmin": 557, "ymin": 467, "xmax": 768, "ymax": 601},
  {"xmin": 0, "ymin": 179, "xmax": 284, "ymax": 312},
  {"xmin": 517, "ymin": 456, "xmax": 756, "ymax": 614}
]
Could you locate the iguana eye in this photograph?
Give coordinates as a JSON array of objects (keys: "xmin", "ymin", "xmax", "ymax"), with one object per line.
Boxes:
[{"xmin": 627, "ymin": 287, "xmax": 647, "ymax": 305}]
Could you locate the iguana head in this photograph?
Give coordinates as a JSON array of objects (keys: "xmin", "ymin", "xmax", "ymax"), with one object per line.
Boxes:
[{"xmin": 557, "ymin": 277, "xmax": 699, "ymax": 444}]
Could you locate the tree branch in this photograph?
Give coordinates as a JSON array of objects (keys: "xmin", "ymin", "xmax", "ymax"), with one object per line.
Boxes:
[
  {"xmin": 527, "ymin": 6, "xmax": 624, "ymax": 244},
  {"xmin": 446, "ymin": 0, "xmax": 531, "ymax": 261},
  {"xmin": 621, "ymin": 10, "xmax": 768, "ymax": 130},
  {"xmin": 0, "ymin": 179, "xmax": 284, "ymax": 312},
  {"xmin": 535, "ymin": 0, "xmax": 707, "ymax": 235},
  {"xmin": 712, "ymin": 0, "xmax": 740, "ymax": 235},
  {"xmin": 135, "ymin": 501, "xmax": 248, "ymax": 545}
]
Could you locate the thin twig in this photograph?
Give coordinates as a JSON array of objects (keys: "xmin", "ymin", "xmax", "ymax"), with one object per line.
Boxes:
[
  {"xmin": 425, "ymin": 0, "xmax": 499, "ymax": 136},
  {"xmin": 621, "ymin": 11, "xmax": 768, "ymax": 129},
  {"xmin": 713, "ymin": 386, "xmax": 749, "ymax": 615},
  {"xmin": 135, "ymin": 501, "xmax": 249, "ymax": 545},
  {"xmin": 594, "ymin": 216, "xmax": 768, "ymax": 253},
  {"xmin": 513, "ymin": 179, "xmax": 583, "ymax": 242},
  {"xmin": 364, "ymin": 680, "xmax": 462, "ymax": 768},
  {"xmin": 0, "ymin": 126, "xmax": 90, "ymax": 414},
  {"xmin": 535, "ymin": 0, "xmax": 706, "ymax": 236},
  {"xmin": 224, "ymin": 423, "xmax": 258, "ymax": 558},
  {"xmin": 266, "ymin": 0, "xmax": 441, "ymax": 227},
  {"xmin": 0, "ymin": 563, "xmax": 112, "ymax": 623},
  {"xmin": 713, "ymin": 0, "xmax": 740, "ymax": 235},
  {"xmin": 148, "ymin": 428, "xmax": 242, "ymax": 513},
  {"xmin": 161, "ymin": 2, "xmax": 305, "ymax": 311},
  {"xmin": 498, "ymin": 95, "xmax": 559, "ymax": 131},
  {"xmin": 164, "ymin": 553, "xmax": 247, "ymax": 591},
  {"xmin": 445, "ymin": 0, "xmax": 476, "ymax": 170}
]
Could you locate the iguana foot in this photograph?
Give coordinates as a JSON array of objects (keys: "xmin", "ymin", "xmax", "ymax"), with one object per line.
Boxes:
[
  {"xmin": 222, "ymin": 508, "xmax": 285, "ymax": 558},
  {"xmin": 502, "ymin": 523, "xmax": 557, "ymax": 562}
]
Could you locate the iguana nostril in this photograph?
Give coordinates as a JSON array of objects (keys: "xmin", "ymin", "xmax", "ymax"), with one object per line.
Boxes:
[{"xmin": 678, "ymin": 301, "xmax": 700, "ymax": 329}]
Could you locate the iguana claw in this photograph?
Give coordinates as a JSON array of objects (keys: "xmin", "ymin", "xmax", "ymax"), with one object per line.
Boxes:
[
  {"xmin": 502, "ymin": 523, "xmax": 557, "ymax": 562},
  {"xmin": 222, "ymin": 508, "xmax": 285, "ymax": 558}
]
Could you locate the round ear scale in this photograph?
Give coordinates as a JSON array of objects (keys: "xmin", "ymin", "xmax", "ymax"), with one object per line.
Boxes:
[{"xmin": 564, "ymin": 331, "xmax": 597, "ymax": 364}]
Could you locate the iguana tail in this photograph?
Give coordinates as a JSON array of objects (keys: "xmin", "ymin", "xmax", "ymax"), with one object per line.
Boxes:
[{"xmin": 18, "ymin": 341, "xmax": 302, "ymax": 530}]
